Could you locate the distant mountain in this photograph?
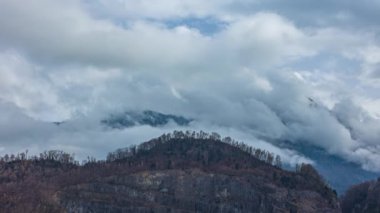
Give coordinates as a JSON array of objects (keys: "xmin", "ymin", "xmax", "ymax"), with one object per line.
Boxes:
[
  {"xmin": 0, "ymin": 131, "xmax": 339, "ymax": 213},
  {"xmin": 101, "ymin": 110, "xmax": 192, "ymax": 129},
  {"xmin": 272, "ymin": 139, "xmax": 380, "ymax": 195}
]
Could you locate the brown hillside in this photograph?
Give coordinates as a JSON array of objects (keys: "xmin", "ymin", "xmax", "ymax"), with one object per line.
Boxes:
[{"xmin": 0, "ymin": 131, "xmax": 340, "ymax": 213}]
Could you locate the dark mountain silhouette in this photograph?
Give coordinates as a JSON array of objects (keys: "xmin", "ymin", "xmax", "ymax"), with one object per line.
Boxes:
[{"xmin": 0, "ymin": 131, "xmax": 339, "ymax": 213}]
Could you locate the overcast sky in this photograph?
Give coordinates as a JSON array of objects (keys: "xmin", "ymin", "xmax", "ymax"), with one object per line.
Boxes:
[{"xmin": 0, "ymin": 0, "xmax": 380, "ymax": 170}]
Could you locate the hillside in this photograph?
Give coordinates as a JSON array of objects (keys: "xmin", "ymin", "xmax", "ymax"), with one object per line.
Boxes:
[
  {"xmin": 340, "ymin": 178, "xmax": 380, "ymax": 213},
  {"xmin": 0, "ymin": 131, "xmax": 339, "ymax": 212},
  {"xmin": 53, "ymin": 109, "xmax": 380, "ymax": 195}
]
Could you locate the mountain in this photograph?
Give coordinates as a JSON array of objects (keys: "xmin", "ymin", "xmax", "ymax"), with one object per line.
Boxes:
[
  {"xmin": 340, "ymin": 178, "xmax": 380, "ymax": 213},
  {"xmin": 272, "ymin": 140, "xmax": 379, "ymax": 195},
  {"xmin": 55, "ymin": 108, "xmax": 379, "ymax": 195},
  {"xmin": 0, "ymin": 131, "xmax": 339, "ymax": 213},
  {"xmin": 101, "ymin": 110, "xmax": 192, "ymax": 129}
]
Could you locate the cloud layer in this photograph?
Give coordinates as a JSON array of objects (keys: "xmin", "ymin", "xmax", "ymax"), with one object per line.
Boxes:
[{"xmin": 0, "ymin": 0, "xmax": 380, "ymax": 171}]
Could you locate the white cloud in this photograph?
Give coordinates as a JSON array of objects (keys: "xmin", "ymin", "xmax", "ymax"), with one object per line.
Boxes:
[
  {"xmin": 0, "ymin": 0, "xmax": 380, "ymax": 172},
  {"xmin": 0, "ymin": 51, "xmax": 66, "ymax": 120}
]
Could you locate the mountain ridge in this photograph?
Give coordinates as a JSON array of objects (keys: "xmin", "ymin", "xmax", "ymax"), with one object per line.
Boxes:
[
  {"xmin": 101, "ymin": 110, "xmax": 192, "ymax": 129},
  {"xmin": 0, "ymin": 131, "xmax": 339, "ymax": 213},
  {"xmin": 50, "ymin": 108, "xmax": 380, "ymax": 195}
]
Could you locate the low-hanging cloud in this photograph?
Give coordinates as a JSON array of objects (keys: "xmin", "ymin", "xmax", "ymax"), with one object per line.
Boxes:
[{"xmin": 0, "ymin": 0, "xmax": 380, "ymax": 171}]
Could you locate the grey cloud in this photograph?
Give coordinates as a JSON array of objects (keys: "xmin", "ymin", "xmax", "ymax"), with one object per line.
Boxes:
[
  {"xmin": 333, "ymin": 99, "xmax": 380, "ymax": 146},
  {"xmin": 0, "ymin": 0, "xmax": 380, "ymax": 172},
  {"xmin": 0, "ymin": 100, "xmax": 311, "ymax": 166},
  {"xmin": 0, "ymin": 0, "xmax": 210, "ymax": 70}
]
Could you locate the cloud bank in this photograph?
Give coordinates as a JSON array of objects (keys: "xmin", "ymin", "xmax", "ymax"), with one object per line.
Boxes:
[{"xmin": 0, "ymin": 0, "xmax": 380, "ymax": 170}]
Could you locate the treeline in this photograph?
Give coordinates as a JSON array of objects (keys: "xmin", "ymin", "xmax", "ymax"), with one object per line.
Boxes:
[
  {"xmin": 0, "ymin": 131, "xmax": 283, "ymax": 168},
  {"xmin": 0, "ymin": 150, "xmax": 79, "ymax": 165},
  {"xmin": 107, "ymin": 130, "xmax": 283, "ymax": 168}
]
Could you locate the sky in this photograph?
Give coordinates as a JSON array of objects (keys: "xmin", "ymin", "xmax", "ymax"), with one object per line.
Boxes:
[{"xmin": 0, "ymin": 0, "xmax": 380, "ymax": 170}]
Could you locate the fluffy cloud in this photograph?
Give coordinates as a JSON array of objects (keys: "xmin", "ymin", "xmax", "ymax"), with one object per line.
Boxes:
[{"xmin": 0, "ymin": 0, "xmax": 380, "ymax": 171}]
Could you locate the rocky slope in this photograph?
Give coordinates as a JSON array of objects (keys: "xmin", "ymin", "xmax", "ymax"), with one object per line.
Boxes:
[{"xmin": 0, "ymin": 132, "xmax": 340, "ymax": 212}]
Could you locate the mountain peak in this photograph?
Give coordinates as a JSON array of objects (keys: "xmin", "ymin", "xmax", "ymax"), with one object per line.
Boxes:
[{"xmin": 101, "ymin": 110, "xmax": 192, "ymax": 129}]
